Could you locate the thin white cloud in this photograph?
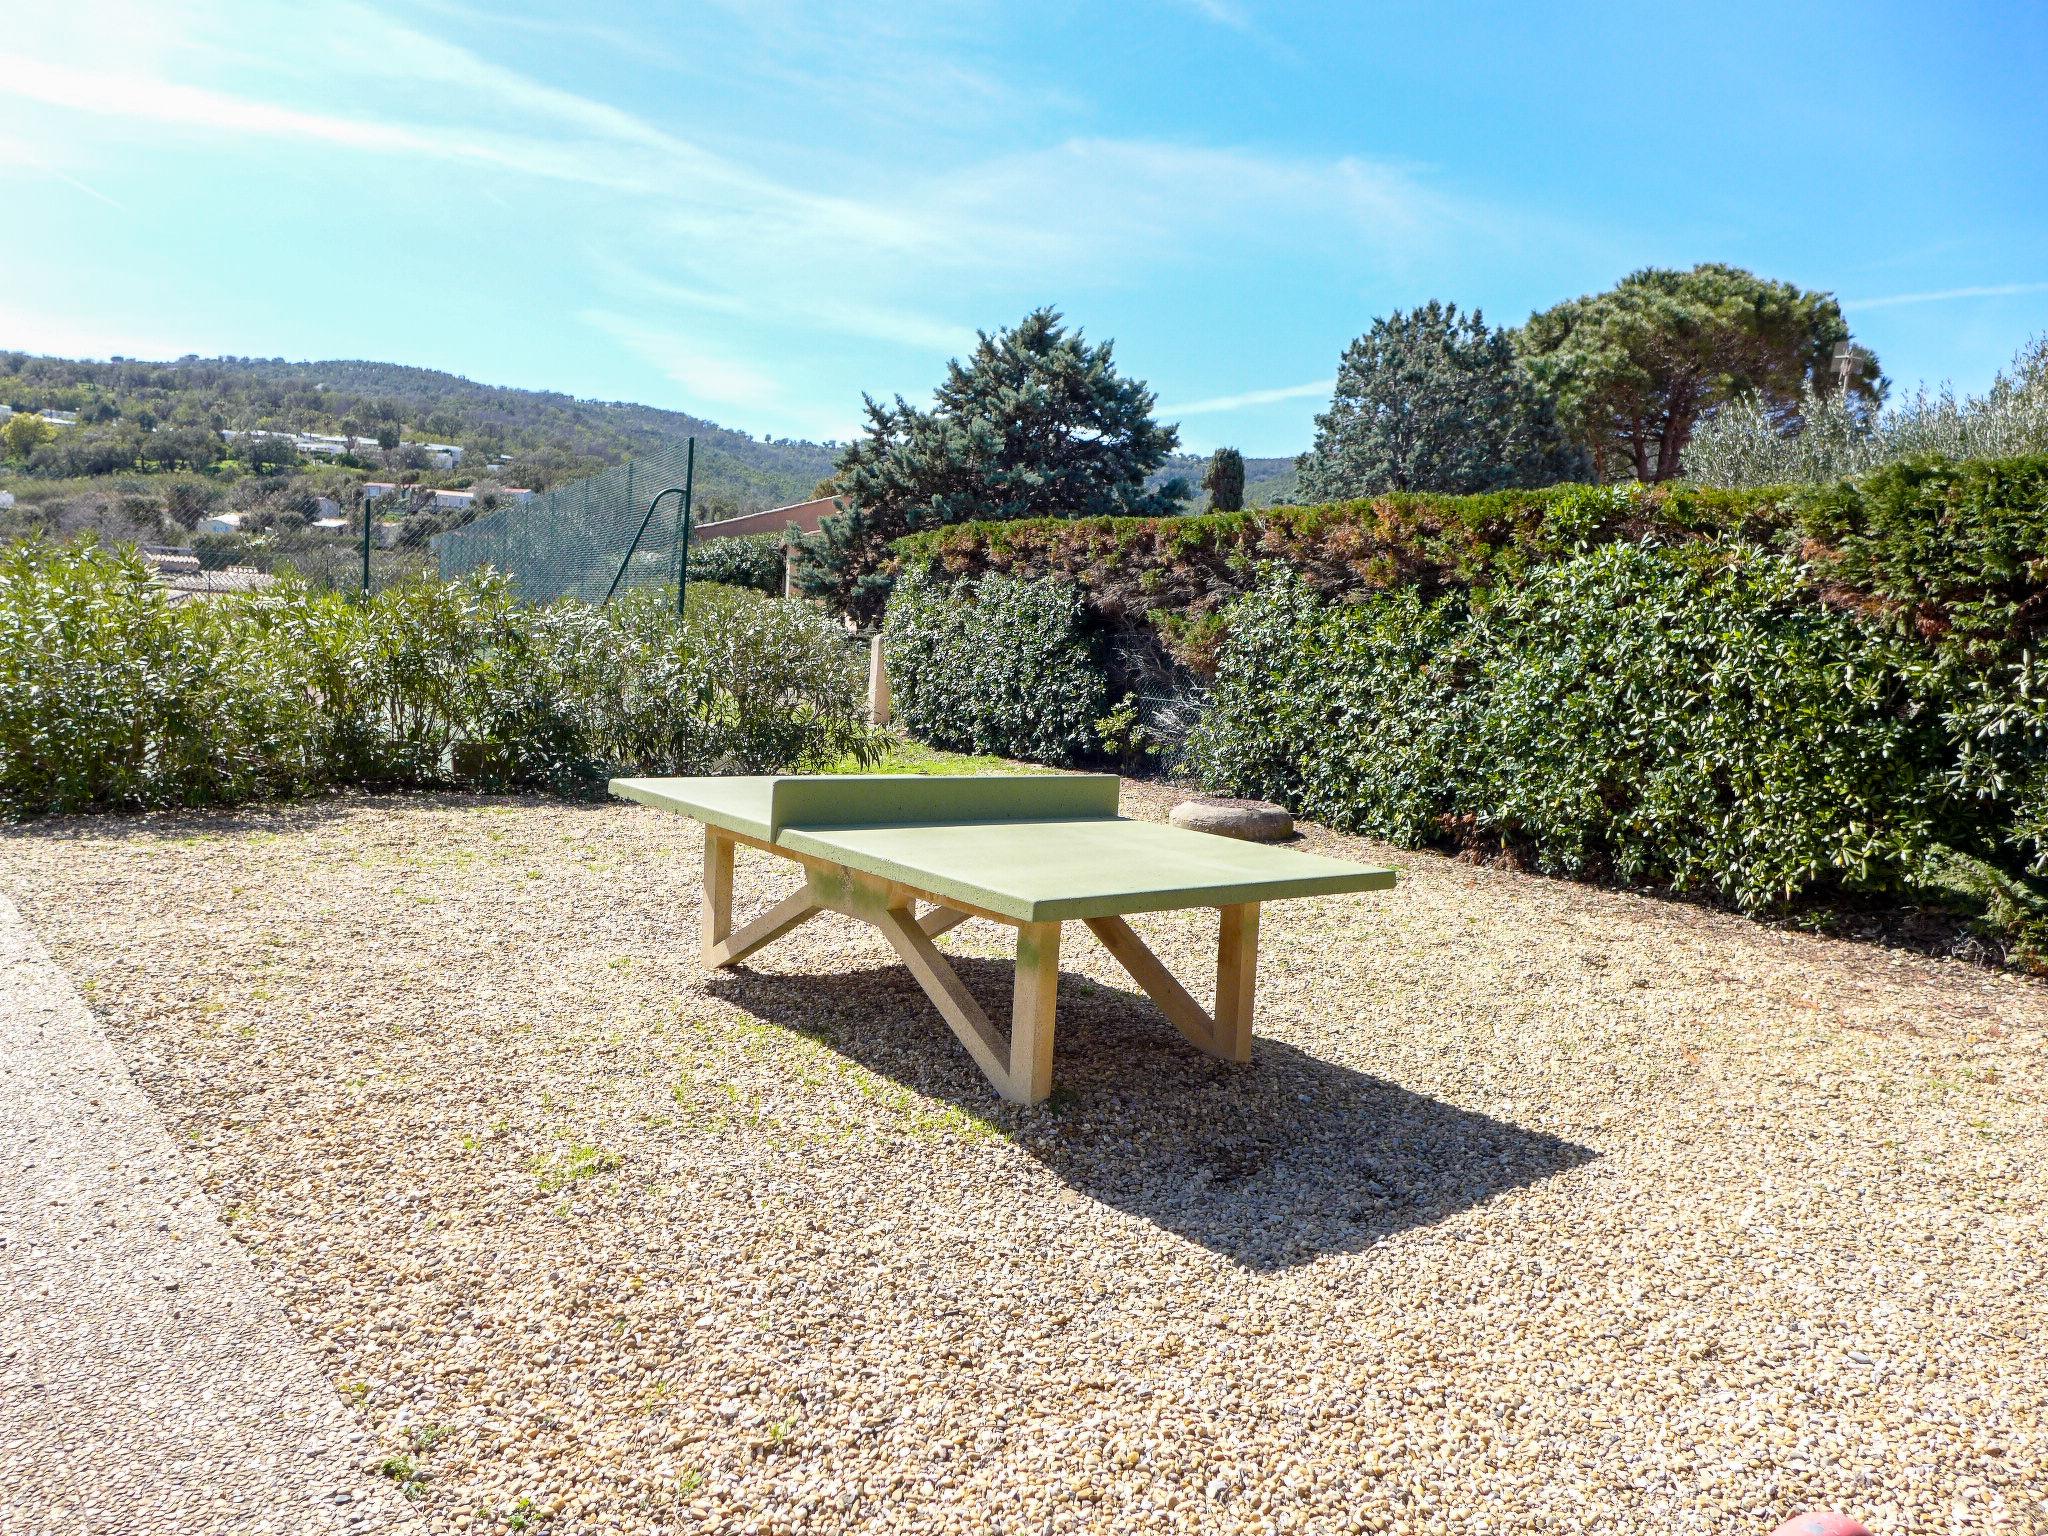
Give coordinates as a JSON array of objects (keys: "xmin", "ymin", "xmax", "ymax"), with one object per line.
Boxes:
[
  {"xmin": 578, "ymin": 309, "xmax": 786, "ymax": 415},
  {"xmin": 1162, "ymin": 379, "xmax": 1334, "ymax": 416},
  {"xmin": 1844, "ymin": 282, "xmax": 2048, "ymax": 311}
]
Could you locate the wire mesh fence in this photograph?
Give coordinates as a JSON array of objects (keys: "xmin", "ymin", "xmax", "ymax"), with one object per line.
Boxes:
[{"xmin": 433, "ymin": 441, "xmax": 699, "ymax": 605}]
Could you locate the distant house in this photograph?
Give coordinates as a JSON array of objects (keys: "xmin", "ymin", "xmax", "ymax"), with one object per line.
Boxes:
[
  {"xmin": 0, "ymin": 407, "xmax": 75, "ymax": 428},
  {"xmin": 313, "ymin": 495, "xmax": 342, "ymax": 519},
  {"xmin": 138, "ymin": 546, "xmax": 277, "ymax": 603},
  {"xmin": 311, "ymin": 517, "xmax": 350, "ymax": 533},
  {"xmin": 428, "ymin": 488, "xmax": 475, "ymax": 511},
  {"xmin": 501, "ymin": 487, "xmax": 534, "ymax": 502},
  {"xmin": 198, "ymin": 511, "xmax": 247, "ymax": 535},
  {"xmin": 157, "ymin": 566, "xmax": 278, "ymax": 604},
  {"xmin": 692, "ymin": 495, "xmax": 843, "ymax": 543},
  {"xmin": 0, "ymin": 490, "xmax": 14, "ymax": 510},
  {"xmin": 362, "ymin": 482, "xmax": 400, "ymax": 501},
  {"xmin": 420, "ymin": 442, "xmax": 464, "ymax": 469},
  {"xmin": 138, "ymin": 545, "xmax": 201, "ymax": 576}
]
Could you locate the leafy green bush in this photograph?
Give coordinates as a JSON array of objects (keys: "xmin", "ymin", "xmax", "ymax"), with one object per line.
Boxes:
[
  {"xmin": 1190, "ymin": 547, "xmax": 1946, "ymax": 912},
  {"xmin": 686, "ymin": 532, "xmax": 785, "ymax": 595},
  {"xmin": 882, "ymin": 568, "xmax": 1109, "ymax": 766},
  {"xmin": 0, "ymin": 539, "xmax": 880, "ymax": 818}
]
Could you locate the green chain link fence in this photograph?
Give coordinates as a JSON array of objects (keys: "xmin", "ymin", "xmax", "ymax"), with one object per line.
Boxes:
[{"xmin": 433, "ymin": 440, "xmax": 698, "ymax": 605}]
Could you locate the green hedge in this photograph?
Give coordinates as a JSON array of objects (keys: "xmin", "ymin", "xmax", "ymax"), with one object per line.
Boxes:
[
  {"xmin": 0, "ymin": 540, "xmax": 879, "ymax": 817},
  {"xmin": 1189, "ymin": 550, "xmax": 1944, "ymax": 913},
  {"xmin": 686, "ymin": 532, "xmax": 785, "ymax": 595},
  {"xmin": 879, "ymin": 455, "xmax": 2048, "ymax": 965},
  {"xmin": 882, "ymin": 568, "xmax": 1109, "ymax": 766}
]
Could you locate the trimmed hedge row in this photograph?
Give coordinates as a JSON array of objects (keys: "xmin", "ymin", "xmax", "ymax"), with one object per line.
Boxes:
[
  {"xmin": 0, "ymin": 540, "xmax": 878, "ymax": 817},
  {"xmin": 880, "ymin": 455, "xmax": 2048, "ymax": 965},
  {"xmin": 1187, "ymin": 550, "xmax": 1943, "ymax": 913}
]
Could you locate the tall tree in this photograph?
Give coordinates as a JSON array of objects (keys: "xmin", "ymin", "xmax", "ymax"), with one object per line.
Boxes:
[
  {"xmin": 1514, "ymin": 263, "xmax": 1883, "ymax": 483},
  {"xmin": 795, "ymin": 308, "xmax": 1181, "ymax": 622},
  {"xmin": 1203, "ymin": 446, "xmax": 1247, "ymax": 511},
  {"xmin": 1296, "ymin": 302, "xmax": 1584, "ymax": 501}
]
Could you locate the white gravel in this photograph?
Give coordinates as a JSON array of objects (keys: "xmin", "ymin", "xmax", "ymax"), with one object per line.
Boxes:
[{"xmin": 1, "ymin": 783, "xmax": 2042, "ymax": 1536}]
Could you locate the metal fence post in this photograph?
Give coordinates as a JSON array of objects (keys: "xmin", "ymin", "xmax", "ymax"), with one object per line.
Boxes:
[
  {"xmin": 674, "ymin": 437, "xmax": 695, "ymax": 618},
  {"xmin": 360, "ymin": 485, "xmax": 372, "ymax": 598}
]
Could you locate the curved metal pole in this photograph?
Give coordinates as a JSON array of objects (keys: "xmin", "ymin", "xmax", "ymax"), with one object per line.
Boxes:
[{"xmin": 605, "ymin": 485, "xmax": 685, "ymax": 605}]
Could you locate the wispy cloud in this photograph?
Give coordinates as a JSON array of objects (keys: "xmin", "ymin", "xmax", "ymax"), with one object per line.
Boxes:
[
  {"xmin": 1162, "ymin": 379, "xmax": 1333, "ymax": 416},
  {"xmin": 1844, "ymin": 281, "xmax": 2048, "ymax": 311},
  {"xmin": 578, "ymin": 309, "xmax": 786, "ymax": 414}
]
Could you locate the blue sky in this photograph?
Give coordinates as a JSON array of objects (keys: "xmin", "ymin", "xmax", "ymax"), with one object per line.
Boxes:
[{"xmin": 2, "ymin": 1, "xmax": 2044, "ymax": 456}]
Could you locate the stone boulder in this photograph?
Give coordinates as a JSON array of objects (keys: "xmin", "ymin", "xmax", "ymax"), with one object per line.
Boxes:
[{"xmin": 1168, "ymin": 796, "xmax": 1295, "ymax": 843}]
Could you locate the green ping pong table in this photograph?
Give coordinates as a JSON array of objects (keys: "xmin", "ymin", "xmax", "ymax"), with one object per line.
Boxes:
[{"xmin": 609, "ymin": 774, "xmax": 1395, "ymax": 1105}]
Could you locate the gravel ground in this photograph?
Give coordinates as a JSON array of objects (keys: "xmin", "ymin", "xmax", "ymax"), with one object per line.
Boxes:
[
  {"xmin": 1, "ymin": 783, "xmax": 2043, "ymax": 1536},
  {"xmin": 0, "ymin": 887, "xmax": 426, "ymax": 1536}
]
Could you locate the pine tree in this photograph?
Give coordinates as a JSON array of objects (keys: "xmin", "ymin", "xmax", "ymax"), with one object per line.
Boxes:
[
  {"xmin": 793, "ymin": 308, "xmax": 1181, "ymax": 623},
  {"xmin": 1202, "ymin": 447, "xmax": 1246, "ymax": 511},
  {"xmin": 1297, "ymin": 301, "xmax": 1584, "ymax": 500}
]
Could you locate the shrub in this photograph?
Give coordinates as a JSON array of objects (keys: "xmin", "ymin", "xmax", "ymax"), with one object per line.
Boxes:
[
  {"xmin": 686, "ymin": 532, "xmax": 785, "ymax": 595},
  {"xmin": 1186, "ymin": 574, "xmax": 1466, "ymax": 846},
  {"xmin": 1191, "ymin": 547, "xmax": 1946, "ymax": 912},
  {"xmin": 0, "ymin": 539, "xmax": 880, "ymax": 818},
  {"xmin": 1452, "ymin": 544, "xmax": 1941, "ymax": 907},
  {"xmin": 882, "ymin": 568, "xmax": 1109, "ymax": 766}
]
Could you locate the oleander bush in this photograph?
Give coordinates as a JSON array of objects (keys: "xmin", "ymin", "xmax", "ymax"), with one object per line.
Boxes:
[
  {"xmin": 882, "ymin": 567, "xmax": 1110, "ymax": 765},
  {"xmin": 0, "ymin": 539, "xmax": 879, "ymax": 817},
  {"xmin": 685, "ymin": 531, "xmax": 785, "ymax": 595}
]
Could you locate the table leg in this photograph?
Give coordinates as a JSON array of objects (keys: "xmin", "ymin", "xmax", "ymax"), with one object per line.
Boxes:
[
  {"xmin": 1215, "ymin": 903, "xmax": 1259, "ymax": 1063},
  {"xmin": 1009, "ymin": 921, "xmax": 1061, "ymax": 1104},
  {"xmin": 701, "ymin": 831, "xmax": 734, "ymax": 965}
]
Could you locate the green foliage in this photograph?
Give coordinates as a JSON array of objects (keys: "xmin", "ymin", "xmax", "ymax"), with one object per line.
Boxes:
[
  {"xmin": 1297, "ymin": 301, "xmax": 1584, "ymax": 499},
  {"xmin": 685, "ymin": 532, "xmax": 784, "ymax": 594},
  {"xmin": 3, "ymin": 412, "xmax": 52, "ymax": 459},
  {"xmin": 0, "ymin": 539, "xmax": 880, "ymax": 818},
  {"xmin": 882, "ymin": 568, "xmax": 1110, "ymax": 766},
  {"xmin": 795, "ymin": 308, "xmax": 1182, "ymax": 624},
  {"xmin": 1516, "ymin": 264, "xmax": 1880, "ymax": 482},
  {"xmin": 1190, "ymin": 548, "xmax": 1943, "ymax": 913},
  {"xmin": 1689, "ymin": 338, "xmax": 2048, "ymax": 489},
  {"xmin": 1185, "ymin": 576, "xmax": 1468, "ymax": 846},
  {"xmin": 895, "ymin": 480, "xmax": 1786, "ymax": 667},
  {"xmin": 1202, "ymin": 447, "xmax": 1246, "ymax": 512},
  {"xmin": 894, "ymin": 455, "xmax": 2048, "ymax": 964}
]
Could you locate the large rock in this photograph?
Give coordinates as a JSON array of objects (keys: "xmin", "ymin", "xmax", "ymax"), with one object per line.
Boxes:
[{"xmin": 1169, "ymin": 796, "xmax": 1295, "ymax": 842}]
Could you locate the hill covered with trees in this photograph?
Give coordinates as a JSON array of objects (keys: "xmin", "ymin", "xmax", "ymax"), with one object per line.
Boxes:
[{"xmin": 0, "ymin": 351, "xmax": 839, "ymax": 507}]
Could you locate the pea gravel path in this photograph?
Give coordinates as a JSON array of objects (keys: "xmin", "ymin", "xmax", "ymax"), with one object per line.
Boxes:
[{"xmin": 1, "ymin": 784, "xmax": 2042, "ymax": 1536}]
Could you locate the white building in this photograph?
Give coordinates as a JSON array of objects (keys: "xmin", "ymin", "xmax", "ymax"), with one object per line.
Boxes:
[{"xmin": 198, "ymin": 512, "xmax": 247, "ymax": 535}]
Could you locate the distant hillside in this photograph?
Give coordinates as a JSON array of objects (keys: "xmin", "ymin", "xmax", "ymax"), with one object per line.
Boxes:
[
  {"xmin": 0, "ymin": 350, "xmax": 839, "ymax": 512},
  {"xmin": 1153, "ymin": 453, "xmax": 1301, "ymax": 511}
]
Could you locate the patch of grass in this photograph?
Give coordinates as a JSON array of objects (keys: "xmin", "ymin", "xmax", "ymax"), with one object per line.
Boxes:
[
  {"xmin": 816, "ymin": 733, "xmax": 1052, "ymax": 777},
  {"xmin": 338, "ymin": 1380, "xmax": 369, "ymax": 1407},
  {"xmin": 502, "ymin": 1496, "xmax": 544, "ymax": 1531},
  {"xmin": 406, "ymin": 1422, "xmax": 453, "ymax": 1451},
  {"xmin": 530, "ymin": 1141, "xmax": 621, "ymax": 1193}
]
